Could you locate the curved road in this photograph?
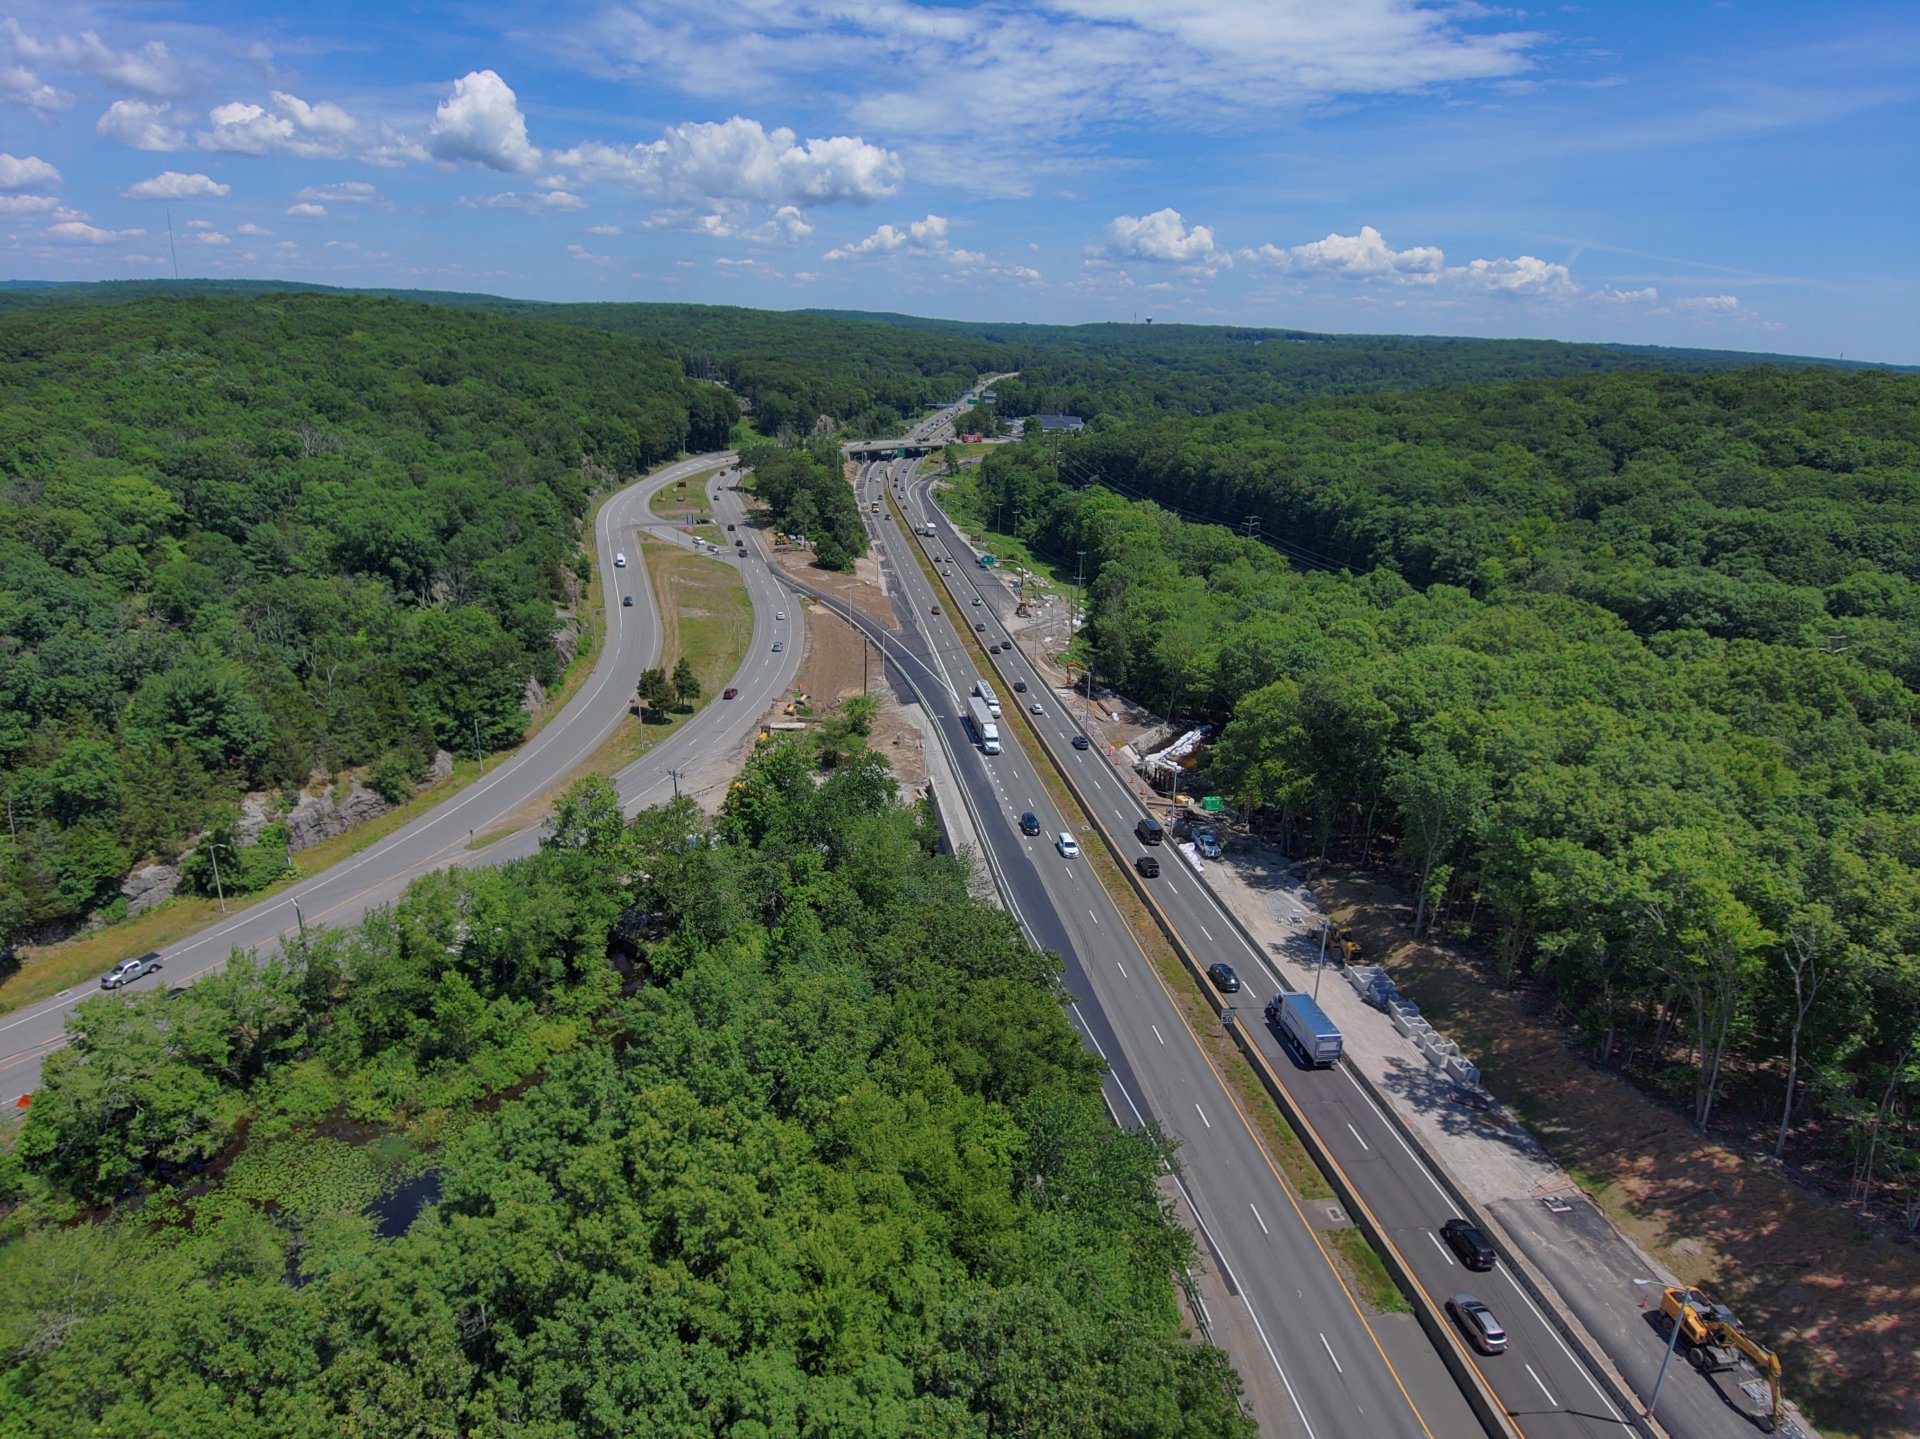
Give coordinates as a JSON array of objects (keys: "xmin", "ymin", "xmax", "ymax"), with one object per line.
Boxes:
[{"xmin": 1, "ymin": 453, "xmax": 804, "ymax": 1100}]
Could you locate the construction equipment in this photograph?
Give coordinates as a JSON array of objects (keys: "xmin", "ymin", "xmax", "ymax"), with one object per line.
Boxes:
[{"xmin": 1658, "ymin": 1287, "xmax": 1785, "ymax": 1433}]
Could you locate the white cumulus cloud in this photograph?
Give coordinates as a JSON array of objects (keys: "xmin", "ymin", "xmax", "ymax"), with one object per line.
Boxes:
[
  {"xmin": 1102, "ymin": 209, "xmax": 1221, "ymax": 266},
  {"xmin": 96, "ymin": 98, "xmax": 184, "ymax": 150},
  {"xmin": 559, "ymin": 116, "xmax": 901, "ymax": 208},
  {"xmin": 0, "ymin": 194, "xmax": 68, "ymax": 215},
  {"xmin": 567, "ymin": 243, "xmax": 613, "ymax": 265},
  {"xmin": 2, "ymin": 19, "xmax": 188, "ymax": 99},
  {"xmin": 0, "ymin": 152, "xmax": 59, "ymax": 190},
  {"xmin": 295, "ymin": 182, "xmax": 378, "ymax": 204},
  {"xmin": 199, "ymin": 91, "xmax": 363, "ymax": 159},
  {"xmin": 1243, "ymin": 224, "xmax": 1579, "ymax": 300},
  {"xmin": 1243, "ymin": 224, "xmax": 1442, "ymax": 279},
  {"xmin": 431, "ymin": 70, "xmax": 540, "ymax": 173},
  {"xmin": 460, "ymin": 189, "xmax": 587, "ymax": 214},
  {"xmin": 1675, "ymin": 294, "xmax": 1744, "ymax": 315},
  {"xmin": 123, "ymin": 170, "xmax": 230, "ymax": 200},
  {"xmin": 46, "ymin": 220, "xmax": 145, "ymax": 244},
  {"xmin": 585, "ymin": 223, "xmax": 623, "ymax": 236},
  {"xmin": 235, "ymin": 222, "xmax": 273, "ymax": 236},
  {"xmin": 194, "ymin": 229, "xmax": 231, "ymax": 245},
  {"xmin": 827, "ymin": 212, "xmax": 953, "ymax": 261},
  {"xmin": 286, "ymin": 202, "xmax": 326, "ymax": 217}
]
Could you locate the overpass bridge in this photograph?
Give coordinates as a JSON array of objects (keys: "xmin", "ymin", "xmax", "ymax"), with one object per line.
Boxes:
[{"xmin": 843, "ymin": 438, "xmax": 940, "ymax": 459}]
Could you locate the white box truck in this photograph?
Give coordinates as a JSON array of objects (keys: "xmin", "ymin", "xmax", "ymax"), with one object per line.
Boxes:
[
  {"xmin": 966, "ymin": 695, "xmax": 1002, "ymax": 754},
  {"xmin": 1267, "ymin": 993, "xmax": 1343, "ymax": 1067},
  {"xmin": 923, "ymin": 521, "xmax": 937, "ymax": 537},
  {"xmin": 614, "ymin": 552, "xmax": 627, "ymax": 568},
  {"xmin": 973, "ymin": 679, "xmax": 1001, "ymax": 717}
]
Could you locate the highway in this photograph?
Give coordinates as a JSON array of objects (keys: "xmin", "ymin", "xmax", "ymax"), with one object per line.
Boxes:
[
  {"xmin": 3, "ymin": 395, "xmax": 1745, "ymax": 1439},
  {"xmin": 838, "ymin": 451, "xmax": 1480, "ymax": 1439},
  {"xmin": 1, "ymin": 453, "xmax": 802, "ymax": 1099},
  {"xmin": 893, "ymin": 443, "xmax": 1760, "ymax": 1439}
]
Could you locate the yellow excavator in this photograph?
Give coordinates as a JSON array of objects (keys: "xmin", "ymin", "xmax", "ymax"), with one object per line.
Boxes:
[{"xmin": 1658, "ymin": 1287, "xmax": 1785, "ymax": 1433}]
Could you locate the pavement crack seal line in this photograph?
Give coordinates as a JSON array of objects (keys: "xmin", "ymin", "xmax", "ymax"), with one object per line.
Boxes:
[{"xmin": 906, "ymin": 486, "xmax": 1535, "ymax": 1439}]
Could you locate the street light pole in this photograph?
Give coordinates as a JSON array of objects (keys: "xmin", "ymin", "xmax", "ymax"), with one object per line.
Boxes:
[
  {"xmin": 1315, "ymin": 919, "xmax": 1330, "ymax": 1003},
  {"xmin": 1645, "ymin": 1289, "xmax": 1691, "ymax": 1421},
  {"xmin": 206, "ymin": 842, "xmax": 228, "ymax": 915}
]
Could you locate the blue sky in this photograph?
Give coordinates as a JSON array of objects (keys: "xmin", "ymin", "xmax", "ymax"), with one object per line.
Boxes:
[{"xmin": 1, "ymin": 1, "xmax": 1914, "ymax": 362}]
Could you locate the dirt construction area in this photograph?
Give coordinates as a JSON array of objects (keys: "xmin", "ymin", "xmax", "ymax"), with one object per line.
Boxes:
[
  {"xmin": 1308, "ymin": 870, "xmax": 1918, "ymax": 1439},
  {"xmin": 773, "ymin": 546, "xmax": 930, "ymax": 789}
]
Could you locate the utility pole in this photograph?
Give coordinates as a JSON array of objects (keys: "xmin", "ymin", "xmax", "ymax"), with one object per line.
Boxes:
[
  {"xmin": 472, "ymin": 715, "xmax": 482, "ymax": 765},
  {"xmin": 294, "ymin": 899, "xmax": 307, "ymax": 941},
  {"xmin": 1241, "ymin": 514, "xmax": 1260, "ymax": 540},
  {"xmin": 1315, "ymin": 919, "xmax": 1330, "ymax": 1003},
  {"xmin": 667, "ymin": 766, "xmax": 682, "ymax": 799}
]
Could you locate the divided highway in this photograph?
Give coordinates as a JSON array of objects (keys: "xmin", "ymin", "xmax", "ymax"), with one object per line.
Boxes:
[
  {"xmin": 1, "ymin": 454, "xmax": 798, "ymax": 1100},
  {"xmin": 842, "ymin": 454, "xmax": 1480, "ymax": 1439},
  {"xmin": 896, "ymin": 453, "xmax": 1760, "ymax": 1439}
]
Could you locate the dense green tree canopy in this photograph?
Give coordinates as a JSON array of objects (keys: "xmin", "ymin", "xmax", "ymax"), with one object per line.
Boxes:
[
  {"xmin": 965, "ymin": 370, "xmax": 1920, "ymax": 1217},
  {"xmin": 0, "ymin": 293, "xmax": 738, "ymax": 946},
  {"xmin": 1, "ymin": 755, "xmax": 1252, "ymax": 1438}
]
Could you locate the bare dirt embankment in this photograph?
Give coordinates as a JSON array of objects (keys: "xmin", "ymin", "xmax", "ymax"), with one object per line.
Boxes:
[
  {"xmin": 773, "ymin": 544, "xmax": 928, "ymax": 788},
  {"xmin": 1324, "ymin": 870, "xmax": 1916, "ymax": 1439}
]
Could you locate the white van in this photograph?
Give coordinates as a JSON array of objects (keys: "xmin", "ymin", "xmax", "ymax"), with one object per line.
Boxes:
[{"xmin": 614, "ymin": 552, "xmax": 627, "ymax": 568}]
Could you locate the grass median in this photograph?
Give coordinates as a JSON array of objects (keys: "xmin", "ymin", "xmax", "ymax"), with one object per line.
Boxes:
[{"xmin": 469, "ymin": 534, "xmax": 753, "ymax": 844}]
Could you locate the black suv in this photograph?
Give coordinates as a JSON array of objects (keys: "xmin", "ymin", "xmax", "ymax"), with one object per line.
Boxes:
[
  {"xmin": 1019, "ymin": 811, "xmax": 1041, "ymax": 836},
  {"xmin": 1135, "ymin": 816, "xmax": 1165, "ymax": 845},
  {"xmin": 1440, "ymin": 1219, "xmax": 1497, "ymax": 1271},
  {"xmin": 1135, "ymin": 854, "xmax": 1160, "ymax": 878}
]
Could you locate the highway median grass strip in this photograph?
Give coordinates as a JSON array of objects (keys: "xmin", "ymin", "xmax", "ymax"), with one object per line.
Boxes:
[
  {"xmin": 469, "ymin": 534, "xmax": 753, "ymax": 844},
  {"xmin": 1326, "ymin": 1225, "xmax": 1413, "ymax": 1315}
]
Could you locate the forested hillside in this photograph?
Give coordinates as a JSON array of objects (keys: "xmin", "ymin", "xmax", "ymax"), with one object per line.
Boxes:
[
  {"xmin": 0, "ymin": 751, "xmax": 1252, "ymax": 1437},
  {"xmin": 0, "ymin": 293, "xmax": 737, "ymax": 950},
  {"xmin": 965, "ymin": 371, "xmax": 1920, "ymax": 1216}
]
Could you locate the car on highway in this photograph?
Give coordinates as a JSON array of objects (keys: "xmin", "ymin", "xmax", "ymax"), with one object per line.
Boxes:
[
  {"xmin": 726, "ymin": 523, "xmax": 736, "ymax": 531},
  {"xmin": 1055, "ymin": 832, "xmax": 1080, "ymax": 857},
  {"xmin": 772, "ymin": 641, "xmax": 784, "ymax": 652},
  {"xmin": 1440, "ymin": 1219, "xmax": 1497, "ymax": 1271},
  {"xmin": 1445, "ymin": 1294, "xmax": 1507, "ymax": 1354},
  {"xmin": 1071, "ymin": 734, "xmax": 1091, "ymax": 750},
  {"xmin": 1019, "ymin": 811, "xmax": 1041, "ymax": 836},
  {"xmin": 1206, "ymin": 963, "xmax": 1241, "ymax": 994},
  {"xmin": 775, "ymin": 611, "xmax": 786, "ymax": 621},
  {"xmin": 1029, "ymin": 702, "xmax": 1043, "ymax": 714},
  {"xmin": 723, "ymin": 687, "xmax": 738, "ymax": 700},
  {"xmin": 975, "ymin": 621, "xmax": 986, "ymax": 631},
  {"xmin": 971, "ymin": 597, "xmax": 982, "ymax": 606},
  {"xmin": 1135, "ymin": 854, "xmax": 1161, "ymax": 878},
  {"xmin": 101, "ymin": 952, "xmax": 163, "ymax": 989},
  {"xmin": 930, "ymin": 604, "xmax": 941, "ymax": 615},
  {"xmin": 1012, "ymin": 680, "xmax": 1027, "ymax": 692},
  {"xmin": 622, "ymin": 595, "xmax": 633, "ymax": 607}
]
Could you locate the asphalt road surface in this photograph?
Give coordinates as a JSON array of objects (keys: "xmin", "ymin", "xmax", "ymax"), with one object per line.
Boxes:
[{"xmin": 834, "ymin": 456, "xmax": 1481, "ymax": 1439}]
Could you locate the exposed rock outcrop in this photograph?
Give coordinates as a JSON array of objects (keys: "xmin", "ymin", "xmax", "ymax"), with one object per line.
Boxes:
[
  {"xmin": 426, "ymin": 748, "xmax": 454, "ymax": 785},
  {"xmin": 284, "ymin": 776, "xmax": 392, "ymax": 853},
  {"xmin": 122, "ymin": 863, "xmax": 182, "ymax": 918},
  {"xmin": 523, "ymin": 674, "xmax": 549, "ymax": 715}
]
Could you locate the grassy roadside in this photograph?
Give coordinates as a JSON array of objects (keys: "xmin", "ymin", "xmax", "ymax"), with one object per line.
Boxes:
[
  {"xmin": 0, "ymin": 458, "xmax": 699, "ymax": 1017},
  {"xmin": 468, "ymin": 534, "xmax": 754, "ymax": 845}
]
